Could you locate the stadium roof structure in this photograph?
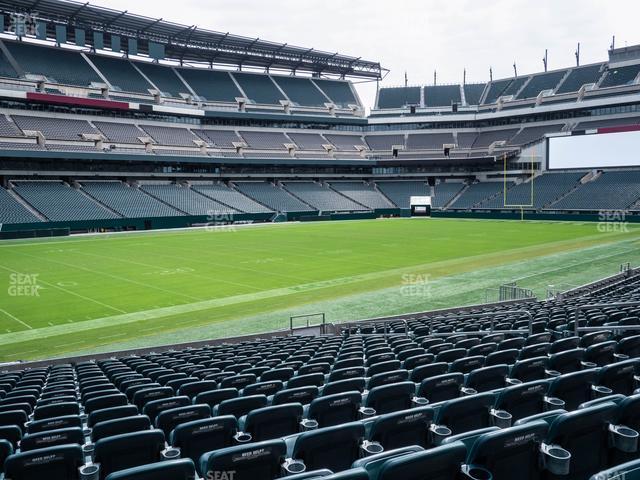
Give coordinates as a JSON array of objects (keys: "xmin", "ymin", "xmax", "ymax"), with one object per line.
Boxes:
[{"xmin": 1, "ymin": 0, "xmax": 385, "ymax": 79}]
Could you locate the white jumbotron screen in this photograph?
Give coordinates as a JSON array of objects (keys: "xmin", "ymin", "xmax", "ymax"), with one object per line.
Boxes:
[{"xmin": 548, "ymin": 130, "xmax": 640, "ymax": 170}]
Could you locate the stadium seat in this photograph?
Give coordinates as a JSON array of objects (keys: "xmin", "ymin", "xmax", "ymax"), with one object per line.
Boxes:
[
  {"xmin": 199, "ymin": 439, "xmax": 286, "ymax": 480},
  {"xmin": 465, "ymin": 364, "xmax": 509, "ymax": 392},
  {"xmin": 368, "ymin": 406, "xmax": 434, "ymax": 449},
  {"xmin": 292, "ymin": 422, "xmax": 366, "ymax": 473},
  {"xmin": 215, "ymin": 395, "xmax": 268, "ymax": 418},
  {"xmin": 103, "ymin": 459, "xmax": 196, "ymax": 480},
  {"xmin": 243, "ymin": 380, "xmax": 284, "ymax": 397},
  {"xmin": 155, "ymin": 404, "xmax": 211, "ymax": 437},
  {"xmin": 322, "ymin": 379, "xmax": 366, "ymax": 396},
  {"xmin": 371, "ymin": 442, "xmax": 467, "ymax": 480},
  {"xmin": 596, "ymin": 359, "xmax": 640, "ymax": 395},
  {"xmin": 464, "ymin": 421, "xmax": 549, "ymax": 480},
  {"xmin": 436, "ymin": 392, "xmax": 498, "ymax": 434},
  {"xmin": 3, "ymin": 444, "xmax": 84, "ymax": 480},
  {"xmin": 544, "ymin": 403, "xmax": 628, "ymax": 480},
  {"xmin": 20, "ymin": 426, "xmax": 84, "ymax": 451},
  {"xmin": 194, "ymin": 388, "xmax": 238, "ymax": 408},
  {"xmin": 170, "ymin": 416, "xmax": 238, "ymax": 474},
  {"xmin": 409, "ymin": 363, "xmax": 448, "ymax": 383},
  {"xmin": 548, "ymin": 369, "xmax": 601, "ymax": 410},
  {"xmin": 91, "ymin": 415, "xmax": 152, "ymax": 442},
  {"xmin": 417, "ymin": 373, "xmax": 464, "ymax": 403},
  {"xmin": 494, "ymin": 380, "xmax": 555, "ymax": 421},
  {"xmin": 273, "ymin": 386, "xmax": 319, "ymax": 405},
  {"xmin": 241, "ymin": 403, "xmax": 303, "ymax": 441},
  {"xmin": 142, "ymin": 396, "xmax": 191, "ymax": 423},
  {"xmin": 548, "ymin": 349, "xmax": 586, "ymax": 374},
  {"xmin": 0, "ymin": 439, "xmax": 12, "ymax": 472},
  {"xmin": 94, "ymin": 430, "xmax": 166, "ymax": 479},
  {"xmin": 32, "ymin": 401, "xmax": 79, "ymax": 420},
  {"xmin": 88, "ymin": 405, "xmax": 140, "ymax": 428},
  {"xmin": 306, "ymin": 391, "xmax": 361, "ymax": 428},
  {"xmin": 364, "ymin": 382, "xmax": 417, "ymax": 415}
]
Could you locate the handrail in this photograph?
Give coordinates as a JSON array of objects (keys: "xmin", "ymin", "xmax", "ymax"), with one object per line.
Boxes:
[
  {"xmin": 573, "ymin": 302, "xmax": 640, "ymax": 336},
  {"xmin": 290, "ymin": 312, "xmax": 325, "ymax": 333}
]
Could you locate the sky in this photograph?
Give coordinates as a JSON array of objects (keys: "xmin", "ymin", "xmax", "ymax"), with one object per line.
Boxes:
[{"xmin": 98, "ymin": 0, "xmax": 640, "ymax": 111}]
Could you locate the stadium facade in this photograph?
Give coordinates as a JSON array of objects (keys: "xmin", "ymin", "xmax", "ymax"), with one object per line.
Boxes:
[
  {"xmin": 2, "ymin": 3, "xmax": 640, "ymax": 480},
  {"xmin": 0, "ymin": 1, "xmax": 638, "ymax": 237}
]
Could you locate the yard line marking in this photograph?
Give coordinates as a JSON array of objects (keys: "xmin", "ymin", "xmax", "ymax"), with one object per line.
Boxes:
[
  {"xmin": 0, "ymin": 264, "xmax": 127, "ymax": 315},
  {"xmin": 10, "ymin": 250, "xmax": 205, "ymax": 303},
  {"xmin": 0, "ymin": 309, "xmax": 33, "ymax": 330}
]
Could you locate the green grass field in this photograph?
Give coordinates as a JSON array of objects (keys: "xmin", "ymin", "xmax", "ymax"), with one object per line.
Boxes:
[{"xmin": 1, "ymin": 218, "xmax": 640, "ymax": 362}]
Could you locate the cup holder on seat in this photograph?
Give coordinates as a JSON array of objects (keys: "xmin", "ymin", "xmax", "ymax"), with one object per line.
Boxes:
[
  {"xmin": 609, "ymin": 424, "xmax": 639, "ymax": 453},
  {"xmin": 359, "ymin": 407, "xmax": 376, "ymax": 418},
  {"xmin": 490, "ymin": 409, "xmax": 512, "ymax": 428},
  {"xmin": 360, "ymin": 440, "xmax": 384, "ymax": 456},
  {"xmin": 461, "ymin": 465, "xmax": 493, "ymax": 480},
  {"xmin": 300, "ymin": 419, "xmax": 319, "ymax": 431},
  {"xmin": 540, "ymin": 443, "xmax": 571, "ymax": 475},
  {"xmin": 282, "ymin": 459, "xmax": 306, "ymax": 475},
  {"xmin": 79, "ymin": 463, "xmax": 100, "ymax": 480},
  {"xmin": 591, "ymin": 385, "xmax": 613, "ymax": 398},
  {"xmin": 234, "ymin": 432, "xmax": 252, "ymax": 444},
  {"xmin": 460, "ymin": 387, "xmax": 477, "ymax": 396},
  {"xmin": 429, "ymin": 424, "xmax": 452, "ymax": 445},
  {"xmin": 544, "ymin": 396, "xmax": 565, "ymax": 410}
]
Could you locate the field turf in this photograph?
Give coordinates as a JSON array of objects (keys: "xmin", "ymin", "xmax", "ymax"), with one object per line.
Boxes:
[{"xmin": 1, "ymin": 218, "xmax": 639, "ymax": 361}]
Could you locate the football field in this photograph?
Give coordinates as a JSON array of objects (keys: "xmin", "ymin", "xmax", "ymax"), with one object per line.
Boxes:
[{"xmin": 1, "ymin": 218, "xmax": 639, "ymax": 362}]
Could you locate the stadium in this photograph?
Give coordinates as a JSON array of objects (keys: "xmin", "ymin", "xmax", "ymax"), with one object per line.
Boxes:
[{"xmin": 0, "ymin": 0, "xmax": 640, "ymax": 478}]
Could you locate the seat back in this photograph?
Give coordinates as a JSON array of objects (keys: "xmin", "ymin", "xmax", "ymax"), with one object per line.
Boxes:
[
  {"xmin": 376, "ymin": 442, "xmax": 467, "ymax": 480},
  {"xmin": 436, "ymin": 393, "xmax": 495, "ymax": 435},
  {"xmin": 293, "ymin": 422, "xmax": 365, "ymax": 473},
  {"xmin": 170, "ymin": 416, "xmax": 237, "ymax": 474},
  {"xmin": 307, "ymin": 391, "xmax": 361, "ymax": 428},
  {"xmin": 215, "ymin": 395, "xmax": 268, "ymax": 418},
  {"xmin": 597, "ymin": 359, "xmax": 640, "ymax": 396},
  {"xmin": 91, "ymin": 415, "xmax": 152, "ymax": 443},
  {"xmin": 94, "ymin": 429, "xmax": 166, "ymax": 479},
  {"xmin": 20, "ymin": 426, "xmax": 84, "ymax": 451},
  {"xmin": 155, "ymin": 404, "xmax": 210, "ymax": 437},
  {"xmin": 418, "ymin": 373, "xmax": 463, "ymax": 403},
  {"xmin": 546, "ymin": 403, "xmax": 616, "ymax": 480},
  {"xmin": 3, "ymin": 444, "xmax": 84, "ymax": 480},
  {"xmin": 466, "ymin": 421, "xmax": 548, "ymax": 480},
  {"xmin": 465, "ymin": 365, "xmax": 509, "ymax": 392},
  {"xmin": 365, "ymin": 382, "xmax": 415, "ymax": 415},
  {"xmin": 101, "ymin": 458, "xmax": 196, "ymax": 480},
  {"xmin": 495, "ymin": 380, "xmax": 549, "ymax": 421},
  {"xmin": 194, "ymin": 388, "xmax": 238, "ymax": 409},
  {"xmin": 548, "ymin": 369, "xmax": 597, "ymax": 410},
  {"xmin": 272, "ymin": 386, "xmax": 318, "ymax": 406},
  {"xmin": 199, "ymin": 439, "xmax": 286, "ymax": 480},
  {"xmin": 369, "ymin": 406, "xmax": 434, "ymax": 450},
  {"xmin": 243, "ymin": 403, "xmax": 303, "ymax": 441}
]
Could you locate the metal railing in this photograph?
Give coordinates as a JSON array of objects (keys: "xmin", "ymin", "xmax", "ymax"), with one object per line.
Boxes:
[
  {"xmin": 573, "ymin": 302, "xmax": 640, "ymax": 336},
  {"xmin": 289, "ymin": 312, "xmax": 326, "ymax": 333}
]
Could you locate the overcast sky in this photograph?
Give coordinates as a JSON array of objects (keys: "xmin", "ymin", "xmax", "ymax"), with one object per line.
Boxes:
[{"xmin": 100, "ymin": 0, "xmax": 640, "ymax": 111}]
